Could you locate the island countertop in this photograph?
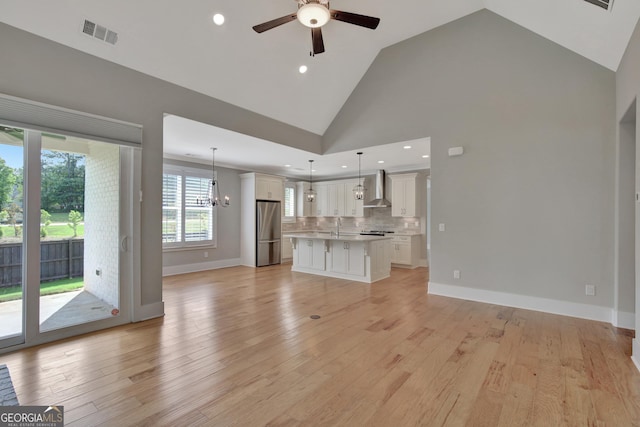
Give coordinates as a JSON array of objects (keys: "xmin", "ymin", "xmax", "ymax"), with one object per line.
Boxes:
[{"xmin": 283, "ymin": 232, "xmax": 392, "ymax": 242}]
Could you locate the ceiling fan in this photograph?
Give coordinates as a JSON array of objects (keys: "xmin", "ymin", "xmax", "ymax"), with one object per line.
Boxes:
[{"xmin": 252, "ymin": 0, "xmax": 380, "ymax": 55}]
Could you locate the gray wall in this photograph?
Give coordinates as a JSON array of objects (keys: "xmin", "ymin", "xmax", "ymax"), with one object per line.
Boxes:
[
  {"xmin": 0, "ymin": 22, "xmax": 321, "ymax": 311},
  {"xmin": 161, "ymin": 160, "xmax": 242, "ymax": 268},
  {"xmin": 616, "ymin": 17, "xmax": 640, "ymax": 330},
  {"xmin": 323, "ymin": 10, "xmax": 617, "ymax": 308}
]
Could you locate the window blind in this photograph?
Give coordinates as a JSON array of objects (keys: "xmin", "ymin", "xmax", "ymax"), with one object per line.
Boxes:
[
  {"xmin": 162, "ymin": 174, "xmax": 182, "ymax": 243},
  {"xmin": 0, "ymin": 93, "xmax": 142, "ymax": 147},
  {"xmin": 284, "ymin": 186, "xmax": 295, "ymax": 217},
  {"xmin": 184, "ymin": 176, "xmax": 213, "ymax": 242}
]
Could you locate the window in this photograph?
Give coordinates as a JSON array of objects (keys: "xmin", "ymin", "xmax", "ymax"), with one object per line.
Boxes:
[
  {"xmin": 163, "ymin": 166, "xmax": 216, "ymax": 248},
  {"xmin": 284, "ymin": 183, "xmax": 295, "ymax": 221}
]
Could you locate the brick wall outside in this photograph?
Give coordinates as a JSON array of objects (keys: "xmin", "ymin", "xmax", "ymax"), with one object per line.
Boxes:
[{"xmin": 83, "ymin": 142, "xmax": 120, "ymax": 308}]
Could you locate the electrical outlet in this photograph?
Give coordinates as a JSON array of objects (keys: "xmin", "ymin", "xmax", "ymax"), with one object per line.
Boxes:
[
  {"xmin": 439, "ymin": 223, "xmax": 446, "ymax": 232},
  {"xmin": 453, "ymin": 270, "xmax": 461, "ymax": 279},
  {"xmin": 585, "ymin": 285, "xmax": 595, "ymax": 296},
  {"xmin": 204, "ymin": 251, "xmax": 209, "ymax": 258}
]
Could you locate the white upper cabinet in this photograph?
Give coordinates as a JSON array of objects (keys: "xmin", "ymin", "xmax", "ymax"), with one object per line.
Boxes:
[
  {"xmin": 322, "ymin": 180, "xmax": 364, "ymax": 217},
  {"xmin": 327, "ymin": 182, "xmax": 345, "ymax": 217},
  {"xmin": 344, "ymin": 179, "xmax": 364, "ymax": 217},
  {"xmin": 292, "ymin": 179, "xmax": 365, "ymax": 218},
  {"xmin": 296, "ymin": 182, "xmax": 314, "ymax": 217},
  {"xmin": 390, "ymin": 173, "xmax": 417, "ymax": 217},
  {"xmin": 314, "ymin": 183, "xmax": 328, "ymax": 217},
  {"xmin": 256, "ymin": 175, "xmax": 284, "ymax": 201}
]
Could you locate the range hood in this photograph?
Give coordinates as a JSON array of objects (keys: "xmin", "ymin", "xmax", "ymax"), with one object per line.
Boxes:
[{"xmin": 363, "ymin": 170, "xmax": 392, "ymax": 208}]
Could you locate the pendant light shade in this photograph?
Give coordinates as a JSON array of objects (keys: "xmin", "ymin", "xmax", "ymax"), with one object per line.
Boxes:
[
  {"xmin": 353, "ymin": 152, "xmax": 366, "ymax": 200},
  {"xmin": 197, "ymin": 147, "xmax": 230, "ymax": 207},
  {"xmin": 304, "ymin": 160, "xmax": 317, "ymax": 203}
]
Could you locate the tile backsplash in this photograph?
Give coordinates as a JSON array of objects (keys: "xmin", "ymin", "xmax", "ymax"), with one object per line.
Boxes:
[{"xmin": 282, "ymin": 207, "xmax": 421, "ymax": 233}]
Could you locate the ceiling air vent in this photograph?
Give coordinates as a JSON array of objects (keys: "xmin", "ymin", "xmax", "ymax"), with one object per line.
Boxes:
[
  {"xmin": 81, "ymin": 19, "xmax": 119, "ymax": 45},
  {"xmin": 583, "ymin": 0, "xmax": 612, "ymax": 11}
]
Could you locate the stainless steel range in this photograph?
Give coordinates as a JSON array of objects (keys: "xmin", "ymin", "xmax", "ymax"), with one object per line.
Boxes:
[{"xmin": 359, "ymin": 230, "xmax": 395, "ymax": 236}]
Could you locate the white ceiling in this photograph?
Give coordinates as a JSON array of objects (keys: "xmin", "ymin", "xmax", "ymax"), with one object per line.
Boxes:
[
  {"xmin": 164, "ymin": 114, "xmax": 430, "ymax": 180},
  {"xmin": 1, "ymin": 0, "xmax": 639, "ymax": 177},
  {"xmin": 2, "ymin": 0, "xmax": 639, "ymax": 137}
]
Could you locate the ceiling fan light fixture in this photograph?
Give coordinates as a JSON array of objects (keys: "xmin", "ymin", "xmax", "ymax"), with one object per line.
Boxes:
[{"xmin": 297, "ymin": 3, "xmax": 330, "ymax": 28}]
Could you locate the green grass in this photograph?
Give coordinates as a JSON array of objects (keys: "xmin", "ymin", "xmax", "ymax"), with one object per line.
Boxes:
[
  {"xmin": 0, "ymin": 277, "xmax": 84, "ymax": 303},
  {"xmin": 46, "ymin": 224, "xmax": 84, "ymax": 238},
  {"xmin": 0, "ymin": 224, "xmax": 84, "ymax": 238},
  {"xmin": 49, "ymin": 212, "xmax": 77, "ymax": 223}
]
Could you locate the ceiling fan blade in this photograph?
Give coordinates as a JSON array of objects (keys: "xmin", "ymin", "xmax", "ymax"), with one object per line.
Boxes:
[
  {"xmin": 252, "ymin": 13, "xmax": 297, "ymax": 33},
  {"xmin": 329, "ymin": 10, "xmax": 380, "ymax": 29},
  {"xmin": 311, "ymin": 27, "xmax": 325, "ymax": 55}
]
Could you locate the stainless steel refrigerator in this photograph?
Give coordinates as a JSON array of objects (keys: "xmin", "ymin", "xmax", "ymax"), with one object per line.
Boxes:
[{"xmin": 256, "ymin": 200, "xmax": 281, "ymax": 267}]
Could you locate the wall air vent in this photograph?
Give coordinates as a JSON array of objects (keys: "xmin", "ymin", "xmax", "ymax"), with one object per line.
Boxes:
[
  {"xmin": 583, "ymin": 0, "xmax": 612, "ymax": 11},
  {"xmin": 81, "ymin": 19, "xmax": 119, "ymax": 45}
]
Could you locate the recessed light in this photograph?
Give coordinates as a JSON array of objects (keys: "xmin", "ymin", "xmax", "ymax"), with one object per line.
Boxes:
[
  {"xmin": 341, "ymin": 165, "xmax": 347, "ymax": 168},
  {"xmin": 403, "ymin": 145, "xmax": 412, "ymax": 149},
  {"xmin": 284, "ymin": 164, "xmax": 291, "ymax": 167},
  {"xmin": 377, "ymin": 160, "xmax": 384, "ymax": 164},
  {"xmin": 213, "ymin": 14, "xmax": 225, "ymax": 25},
  {"xmin": 422, "ymin": 155, "xmax": 430, "ymax": 158},
  {"xmin": 299, "ymin": 65, "xmax": 308, "ymax": 74}
]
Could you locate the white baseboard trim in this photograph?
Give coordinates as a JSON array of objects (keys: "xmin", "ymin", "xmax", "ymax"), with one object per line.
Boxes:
[
  {"xmin": 633, "ymin": 339, "xmax": 640, "ymax": 373},
  {"xmin": 135, "ymin": 301, "xmax": 164, "ymax": 322},
  {"xmin": 162, "ymin": 258, "xmax": 241, "ymax": 277},
  {"xmin": 428, "ymin": 282, "xmax": 614, "ymax": 324},
  {"xmin": 419, "ymin": 258, "xmax": 429, "ymax": 267},
  {"xmin": 613, "ymin": 310, "xmax": 636, "ymax": 329}
]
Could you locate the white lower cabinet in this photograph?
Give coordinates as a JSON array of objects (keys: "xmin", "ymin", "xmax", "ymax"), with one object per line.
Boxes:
[
  {"xmin": 295, "ymin": 239, "xmax": 326, "ymax": 270},
  {"xmin": 287, "ymin": 235, "xmax": 391, "ymax": 283},
  {"xmin": 330, "ymin": 241, "xmax": 365, "ymax": 276},
  {"xmin": 390, "ymin": 235, "xmax": 420, "ymax": 268}
]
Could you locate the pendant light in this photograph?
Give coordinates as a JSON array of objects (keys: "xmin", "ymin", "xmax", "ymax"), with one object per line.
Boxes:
[
  {"xmin": 197, "ymin": 147, "xmax": 230, "ymax": 207},
  {"xmin": 353, "ymin": 152, "xmax": 366, "ymax": 200},
  {"xmin": 304, "ymin": 160, "xmax": 317, "ymax": 203}
]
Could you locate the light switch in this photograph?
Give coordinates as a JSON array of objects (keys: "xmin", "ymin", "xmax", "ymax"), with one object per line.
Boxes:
[{"xmin": 438, "ymin": 223, "xmax": 445, "ymax": 232}]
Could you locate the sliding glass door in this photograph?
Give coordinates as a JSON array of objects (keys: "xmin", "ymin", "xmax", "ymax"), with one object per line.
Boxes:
[
  {"xmin": 0, "ymin": 125, "xmax": 133, "ymax": 349},
  {"xmin": 0, "ymin": 127, "xmax": 25, "ymax": 347}
]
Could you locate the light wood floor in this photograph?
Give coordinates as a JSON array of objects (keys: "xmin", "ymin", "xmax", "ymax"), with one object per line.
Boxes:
[{"xmin": 3, "ymin": 264, "xmax": 640, "ymax": 426}]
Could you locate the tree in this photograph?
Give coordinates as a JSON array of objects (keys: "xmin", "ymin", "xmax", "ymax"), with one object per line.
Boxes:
[
  {"xmin": 67, "ymin": 210, "xmax": 83, "ymax": 238},
  {"xmin": 40, "ymin": 209, "xmax": 51, "ymax": 238},
  {"xmin": 0, "ymin": 157, "xmax": 16, "ymax": 210},
  {"xmin": 4, "ymin": 203, "xmax": 22, "ymax": 236},
  {"xmin": 41, "ymin": 151, "xmax": 85, "ymax": 212}
]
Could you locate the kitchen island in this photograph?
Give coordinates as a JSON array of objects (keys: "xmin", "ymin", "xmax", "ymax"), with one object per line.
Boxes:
[{"xmin": 283, "ymin": 232, "xmax": 392, "ymax": 283}]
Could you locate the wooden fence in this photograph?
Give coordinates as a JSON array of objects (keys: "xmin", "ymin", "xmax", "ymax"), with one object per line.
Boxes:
[{"xmin": 0, "ymin": 239, "xmax": 84, "ymax": 288}]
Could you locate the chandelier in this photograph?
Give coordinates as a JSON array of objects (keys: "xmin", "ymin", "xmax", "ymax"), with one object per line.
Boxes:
[
  {"xmin": 197, "ymin": 147, "xmax": 230, "ymax": 207},
  {"xmin": 304, "ymin": 159, "xmax": 317, "ymax": 203},
  {"xmin": 353, "ymin": 152, "xmax": 366, "ymax": 200}
]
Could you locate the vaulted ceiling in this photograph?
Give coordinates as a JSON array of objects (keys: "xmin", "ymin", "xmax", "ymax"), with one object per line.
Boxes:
[{"xmin": 1, "ymin": 0, "xmax": 639, "ymax": 137}]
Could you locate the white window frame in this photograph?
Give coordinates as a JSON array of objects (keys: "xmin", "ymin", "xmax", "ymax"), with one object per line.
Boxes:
[
  {"xmin": 283, "ymin": 182, "xmax": 296, "ymax": 223},
  {"xmin": 163, "ymin": 164, "xmax": 217, "ymax": 250}
]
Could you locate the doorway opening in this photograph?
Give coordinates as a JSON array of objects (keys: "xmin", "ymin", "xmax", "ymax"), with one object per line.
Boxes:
[
  {"xmin": 616, "ymin": 99, "xmax": 636, "ymax": 330},
  {"xmin": 0, "ymin": 126, "xmax": 132, "ymax": 349}
]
